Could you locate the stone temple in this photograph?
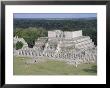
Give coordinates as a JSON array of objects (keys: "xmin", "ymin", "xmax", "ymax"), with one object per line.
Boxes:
[{"xmin": 14, "ymin": 30, "xmax": 97, "ymax": 66}]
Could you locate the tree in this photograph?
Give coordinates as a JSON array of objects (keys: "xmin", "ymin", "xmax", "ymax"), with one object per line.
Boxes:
[
  {"xmin": 14, "ymin": 18, "xmax": 97, "ymax": 45},
  {"xmin": 14, "ymin": 27, "xmax": 48, "ymax": 48},
  {"xmin": 16, "ymin": 41, "xmax": 23, "ymax": 50},
  {"xmin": 23, "ymin": 37, "xmax": 35, "ymax": 48}
]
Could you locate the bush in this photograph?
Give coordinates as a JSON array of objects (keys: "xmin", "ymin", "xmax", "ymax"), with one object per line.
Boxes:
[
  {"xmin": 15, "ymin": 27, "xmax": 48, "ymax": 48},
  {"xmin": 16, "ymin": 41, "xmax": 23, "ymax": 50}
]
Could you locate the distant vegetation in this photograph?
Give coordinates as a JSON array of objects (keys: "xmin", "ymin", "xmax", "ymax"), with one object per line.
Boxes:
[
  {"xmin": 14, "ymin": 18, "xmax": 97, "ymax": 30},
  {"xmin": 14, "ymin": 18, "xmax": 97, "ymax": 47}
]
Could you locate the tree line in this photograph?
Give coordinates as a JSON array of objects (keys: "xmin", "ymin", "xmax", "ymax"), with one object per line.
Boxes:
[{"xmin": 14, "ymin": 18, "xmax": 97, "ymax": 31}]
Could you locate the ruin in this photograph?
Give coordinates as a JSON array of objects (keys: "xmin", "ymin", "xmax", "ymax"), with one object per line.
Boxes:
[{"xmin": 14, "ymin": 30, "xmax": 97, "ymax": 66}]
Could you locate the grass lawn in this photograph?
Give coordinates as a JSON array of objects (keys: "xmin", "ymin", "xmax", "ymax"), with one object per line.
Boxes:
[{"xmin": 13, "ymin": 56, "xmax": 97, "ymax": 75}]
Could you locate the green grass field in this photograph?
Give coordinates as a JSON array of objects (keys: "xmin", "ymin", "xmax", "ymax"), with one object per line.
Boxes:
[{"xmin": 13, "ymin": 57, "xmax": 97, "ymax": 75}]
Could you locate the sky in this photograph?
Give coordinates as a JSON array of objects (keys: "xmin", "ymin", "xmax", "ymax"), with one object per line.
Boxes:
[{"xmin": 14, "ymin": 13, "xmax": 97, "ymax": 19}]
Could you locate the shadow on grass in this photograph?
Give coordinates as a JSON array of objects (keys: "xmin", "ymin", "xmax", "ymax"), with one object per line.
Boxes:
[{"xmin": 83, "ymin": 65, "xmax": 97, "ymax": 73}]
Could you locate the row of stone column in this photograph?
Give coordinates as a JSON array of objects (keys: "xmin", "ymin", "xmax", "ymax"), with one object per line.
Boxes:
[
  {"xmin": 17, "ymin": 50, "xmax": 43, "ymax": 57},
  {"xmin": 15, "ymin": 48, "xmax": 97, "ymax": 63}
]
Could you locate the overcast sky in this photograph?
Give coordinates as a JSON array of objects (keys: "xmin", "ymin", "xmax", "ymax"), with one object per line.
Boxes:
[{"xmin": 14, "ymin": 13, "xmax": 97, "ymax": 19}]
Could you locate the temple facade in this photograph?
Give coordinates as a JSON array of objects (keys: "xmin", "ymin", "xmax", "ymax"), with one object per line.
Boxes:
[{"xmin": 14, "ymin": 30, "xmax": 97, "ymax": 66}]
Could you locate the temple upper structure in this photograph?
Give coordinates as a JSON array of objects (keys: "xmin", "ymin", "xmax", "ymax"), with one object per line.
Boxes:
[{"xmin": 48, "ymin": 30, "xmax": 82, "ymax": 39}]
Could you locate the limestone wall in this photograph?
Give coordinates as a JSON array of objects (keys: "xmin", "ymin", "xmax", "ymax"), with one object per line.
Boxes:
[
  {"xmin": 48, "ymin": 30, "xmax": 83, "ymax": 39},
  {"xmin": 72, "ymin": 30, "xmax": 82, "ymax": 38},
  {"xmin": 48, "ymin": 31, "xmax": 56, "ymax": 38},
  {"xmin": 64, "ymin": 32, "xmax": 73, "ymax": 39}
]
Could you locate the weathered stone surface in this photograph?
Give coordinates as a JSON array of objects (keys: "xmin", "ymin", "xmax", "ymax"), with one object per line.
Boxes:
[{"xmin": 14, "ymin": 30, "xmax": 97, "ymax": 66}]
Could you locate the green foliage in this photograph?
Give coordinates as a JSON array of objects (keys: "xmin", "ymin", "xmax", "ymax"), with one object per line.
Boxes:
[
  {"xmin": 14, "ymin": 18, "xmax": 97, "ymax": 45},
  {"xmin": 14, "ymin": 28, "xmax": 24, "ymax": 37},
  {"xmin": 23, "ymin": 37, "xmax": 35, "ymax": 48},
  {"xmin": 82, "ymin": 29, "xmax": 97, "ymax": 45},
  {"xmin": 16, "ymin": 41, "xmax": 23, "ymax": 50},
  {"xmin": 14, "ymin": 18, "xmax": 97, "ymax": 31},
  {"xmin": 14, "ymin": 27, "xmax": 48, "ymax": 48}
]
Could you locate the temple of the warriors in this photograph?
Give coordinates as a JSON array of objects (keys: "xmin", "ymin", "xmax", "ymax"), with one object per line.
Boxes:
[{"xmin": 14, "ymin": 30, "xmax": 97, "ymax": 66}]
